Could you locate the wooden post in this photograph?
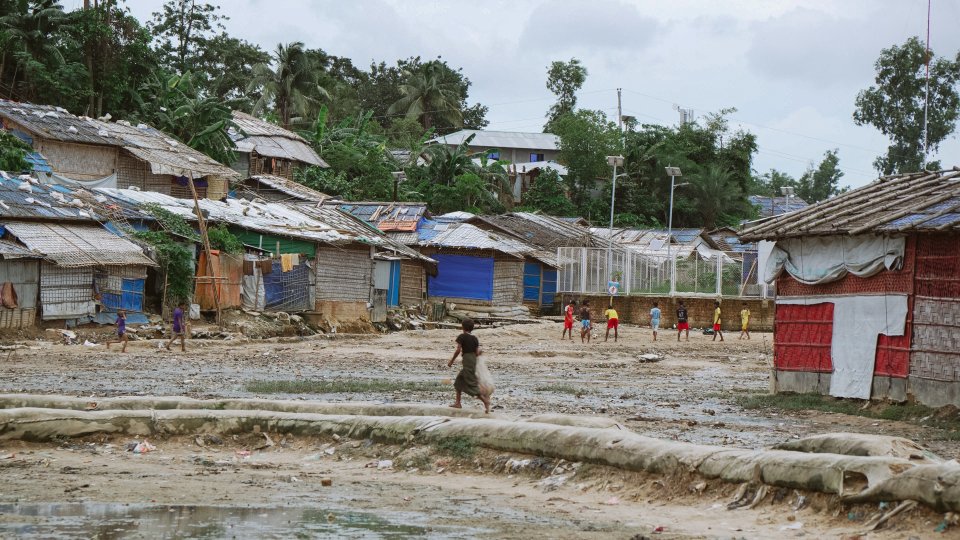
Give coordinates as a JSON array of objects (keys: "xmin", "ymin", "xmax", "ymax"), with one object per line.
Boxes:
[{"xmin": 187, "ymin": 173, "xmax": 222, "ymax": 328}]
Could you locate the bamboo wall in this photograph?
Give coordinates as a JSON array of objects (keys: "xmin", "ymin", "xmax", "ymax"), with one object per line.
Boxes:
[{"xmin": 38, "ymin": 140, "xmax": 116, "ymax": 180}]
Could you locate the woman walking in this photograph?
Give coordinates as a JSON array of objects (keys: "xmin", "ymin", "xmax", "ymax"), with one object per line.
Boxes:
[{"xmin": 447, "ymin": 318, "xmax": 491, "ymax": 413}]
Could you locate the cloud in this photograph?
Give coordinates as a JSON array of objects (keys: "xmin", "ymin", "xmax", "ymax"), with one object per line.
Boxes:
[{"xmin": 517, "ymin": 0, "xmax": 660, "ymax": 55}]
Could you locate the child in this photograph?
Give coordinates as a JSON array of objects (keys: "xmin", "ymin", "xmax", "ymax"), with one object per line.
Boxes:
[
  {"xmin": 712, "ymin": 301, "xmax": 724, "ymax": 342},
  {"xmin": 739, "ymin": 303, "xmax": 751, "ymax": 340},
  {"xmin": 562, "ymin": 300, "xmax": 577, "ymax": 341},
  {"xmin": 447, "ymin": 318, "xmax": 491, "ymax": 413},
  {"xmin": 579, "ymin": 300, "xmax": 592, "ymax": 344},
  {"xmin": 604, "ymin": 304, "xmax": 619, "ymax": 342},
  {"xmin": 106, "ymin": 310, "xmax": 128, "ymax": 353},
  {"xmin": 676, "ymin": 301, "xmax": 689, "ymax": 342},
  {"xmin": 166, "ymin": 302, "xmax": 187, "ymax": 352},
  {"xmin": 650, "ymin": 302, "xmax": 661, "ymax": 341}
]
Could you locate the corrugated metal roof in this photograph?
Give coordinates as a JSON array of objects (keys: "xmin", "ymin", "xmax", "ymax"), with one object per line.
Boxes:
[
  {"xmin": 471, "ymin": 212, "xmax": 600, "ymax": 250},
  {"xmin": 24, "ymin": 152, "xmax": 51, "ymax": 173},
  {"xmin": 230, "ymin": 112, "xmax": 327, "ymax": 167},
  {"xmin": 422, "ymin": 222, "xmax": 554, "ymax": 266},
  {"xmin": 0, "ymin": 99, "xmax": 237, "ymax": 179},
  {"xmin": 429, "ymin": 130, "xmax": 559, "ymax": 151},
  {"xmin": 238, "ymin": 175, "xmax": 330, "ymax": 203},
  {"xmin": 747, "ymin": 195, "xmax": 809, "ymax": 218},
  {"xmin": 295, "ymin": 205, "xmax": 435, "ymax": 264},
  {"xmin": 335, "ymin": 202, "xmax": 429, "ymax": 227},
  {"xmin": 512, "ymin": 161, "xmax": 568, "ymax": 175},
  {"xmin": 0, "ymin": 238, "xmax": 41, "ymax": 259},
  {"xmin": 3, "ymin": 221, "xmax": 154, "ymax": 267},
  {"xmin": 740, "ymin": 169, "xmax": 960, "ymax": 240},
  {"xmin": 0, "ymin": 174, "xmax": 96, "ymax": 221}
]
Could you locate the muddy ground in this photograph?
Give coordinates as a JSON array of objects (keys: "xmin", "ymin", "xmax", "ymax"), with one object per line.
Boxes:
[{"xmin": 0, "ymin": 319, "xmax": 955, "ymax": 538}]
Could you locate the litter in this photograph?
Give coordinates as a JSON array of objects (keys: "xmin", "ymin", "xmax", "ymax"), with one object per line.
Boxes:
[
  {"xmin": 82, "ymin": 340, "xmax": 97, "ymax": 347},
  {"xmin": 779, "ymin": 522, "xmax": 803, "ymax": 531},
  {"xmin": 603, "ymin": 496, "xmax": 620, "ymax": 505},
  {"xmin": 128, "ymin": 440, "xmax": 155, "ymax": 454},
  {"xmin": 377, "ymin": 460, "xmax": 393, "ymax": 470},
  {"xmin": 638, "ymin": 353, "xmax": 662, "ymax": 362}
]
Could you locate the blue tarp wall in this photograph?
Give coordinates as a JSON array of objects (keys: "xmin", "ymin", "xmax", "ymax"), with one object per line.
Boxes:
[{"xmin": 428, "ymin": 254, "xmax": 494, "ymax": 301}]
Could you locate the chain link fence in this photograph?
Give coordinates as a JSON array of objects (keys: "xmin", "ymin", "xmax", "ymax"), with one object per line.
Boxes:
[{"xmin": 557, "ymin": 247, "xmax": 767, "ymax": 298}]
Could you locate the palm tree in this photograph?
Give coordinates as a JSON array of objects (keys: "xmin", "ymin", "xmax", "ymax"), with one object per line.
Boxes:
[
  {"xmin": 689, "ymin": 164, "xmax": 740, "ymax": 229},
  {"xmin": 0, "ymin": 0, "xmax": 69, "ymax": 99},
  {"xmin": 248, "ymin": 42, "xmax": 326, "ymax": 129},
  {"xmin": 388, "ymin": 61, "xmax": 462, "ymax": 130}
]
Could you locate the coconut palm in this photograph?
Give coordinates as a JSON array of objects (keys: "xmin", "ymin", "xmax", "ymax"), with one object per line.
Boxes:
[
  {"xmin": 388, "ymin": 60, "xmax": 463, "ymax": 130},
  {"xmin": 689, "ymin": 164, "xmax": 742, "ymax": 229},
  {"xmin": 248, "ymin": 41, "xmax": 326, "ymax": 129},
  {"xmin": 0, "ymin": 0, "xmax": 70, "ymax": 99}
]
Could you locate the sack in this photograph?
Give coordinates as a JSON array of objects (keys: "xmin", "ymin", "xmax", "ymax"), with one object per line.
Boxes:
[
  {"xmin": 476, "ymin": 355, "xmax": 495, "ymax": 397},
  {"xmin": 0, "ymin": 282, "xmax": 17, "ymax": 309}
]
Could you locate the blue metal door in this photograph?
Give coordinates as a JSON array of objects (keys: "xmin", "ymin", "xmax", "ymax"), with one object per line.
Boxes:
[
  {"xmin": 541, "ymin": 269, "xmax": 557, "ymax": 306},
  {"xmin": 387, "ymin": 261, "xmax": 400, "ymax": 307},
  {"xmin": 523, "ymin": 262, "xmax": 541, "ymax": 302}
]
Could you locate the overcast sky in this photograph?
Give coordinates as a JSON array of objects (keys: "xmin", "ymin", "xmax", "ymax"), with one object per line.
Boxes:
[{"xmin": 104, "ymin": 0, "xmax": 960, "ymax": 188}]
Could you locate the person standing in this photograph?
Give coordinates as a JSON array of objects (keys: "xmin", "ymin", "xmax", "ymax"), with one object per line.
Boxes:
[
  {"xmin": 676, "ymin": 301, "xmax": 689, "ymax": 342},
  {"xmin": 604, "ymin": 304, "xmax": 619, "ymax": 342},
  {"xmin": 579, "ymin": 300, "xmax": 592, "ymax": 344},
  {"xmin": 712, "ymin": 301, "xmax": 724, "ymax": 342},
  {"xmin": 166, "ymin": 302, "xmax": 187, "ymax": 352},
  {"xmin": 650, "ymin": 302, "xmax": 661, "ymax": 341},
  {"xmin": 106, "ymin": 310, "xmax": 128, "ymax": 353},
  {"xmin": 562, "ymin": 300, "xmax": 577, "ymax": 341},
  {"xmin": 447, "ymin": 318, "xmax": 490, "ymax": 413},
  {"xmin": 739, "ymin": 303, "xmax": 751, "ymax": 340}
]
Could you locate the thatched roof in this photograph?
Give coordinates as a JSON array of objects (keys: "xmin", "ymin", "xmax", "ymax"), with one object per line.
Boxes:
[
  {"xmin": 470, "ymin": 212, "xmax": 600, "ymax": 250},
  {"xmin": 230, "ymin": 111, "xmax": 327, "ymax": 168},
  {"xmin": 740, "ymin": 169, "xmax": 960, "ymax": 241},
  {"xmin": 0, "ymin": 99, "xmax": 238, "ymax": 179}
]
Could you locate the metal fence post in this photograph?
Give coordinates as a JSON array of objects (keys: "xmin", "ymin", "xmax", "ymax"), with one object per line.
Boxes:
[{"xmin": 580, "ymin": 248, "xmax": 587, "ymax": 295}]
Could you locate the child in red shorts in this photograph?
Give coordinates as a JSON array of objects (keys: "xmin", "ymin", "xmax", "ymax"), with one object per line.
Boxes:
[{"xmin": 562, "ymin": 300, "xmax": 576, "ymax": 341}]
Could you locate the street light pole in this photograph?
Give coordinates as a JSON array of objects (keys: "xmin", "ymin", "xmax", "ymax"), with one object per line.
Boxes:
[
  {"xmin": 665, "ymin": 166, "xmax": 682, "ymax": 295},
  {"xmin": 606, "ymin": 155, "xmax": 625, "ymax": 283}
]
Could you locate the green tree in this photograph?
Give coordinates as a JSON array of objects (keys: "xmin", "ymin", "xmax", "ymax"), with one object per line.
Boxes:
[
  {"xmin": 0, "ymin": 130, "xmax": 30, "ymax": 171},
  {"xmin": 796, "ymin": 149, "xmax": 845, "ymax": 203},
  {"xmin": 689, "ymin": 164, "xmax": 742, "ymax": 229},
  {"xmin": 0, "ymin": 0, "xmax": 80, "ymax": 103},
  {"xmin": 148, "ymin": 0, "xmax": 224, "ymax": 74},
  {"xmin": 134, "ymin": 71, "xmax": 237, "ymax": 164},
  {"xmin": 388, "ymin": 59, "xmax": 463, "ymax": 131},
  {"xmin": 193, "ymin": 33, "xmax": 268, "ymax": 109},
  {"xmin": 544, "ymin": 58, "xmax": 587, "ymax": 130},
  {"xmin": 516, "ymin": 168, "xmax": 576, "ymax": 216},
  {"xmin": 249, "ymin": 41, "xmax": 325, "ymax": 129},
  {"xmin": 551, "ymin": 109, "xmax": 619, "ymax": 211},
  {"xmin": 854, "ymin": 36, "xmax": 960, "ymax": 174},
  {"xmin": 749, "ymin": 169, "xmax": 797, "ymax": 197}
]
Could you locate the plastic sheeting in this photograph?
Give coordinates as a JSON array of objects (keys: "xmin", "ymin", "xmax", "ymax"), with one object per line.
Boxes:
[
  {"xmin": 428, "ymin": 254, "xmax": 494, "ymax": 301},
  {"xmin": 765, "ymin": 235, "xmax": 905, "ymax": 285},
  {"xmin": 778, "ymin": 295, "xmax": 908, "ymax": 399},
  {"xmin": 195, "ymin": 251, "xmax": 242, "ymax": 310},
  {"xmin": 241, "ymin": 254, "xmax": 266, "ymax": 311},
  {"xmin": 43, "ymin": 172, "xmax": 118, "ymax": 190}
]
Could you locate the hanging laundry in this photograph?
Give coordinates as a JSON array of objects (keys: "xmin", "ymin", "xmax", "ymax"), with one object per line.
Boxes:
[
  {"xmin": 280, "ymin": 253, "xmax": 294, "ymax": 272},
  {"xmin": 0, "ymin": 282, "xmax": 17, "ymax": 309},
  {"xmin": 290, "ymin": 253, "xmax": 300, "ymax": 266}
]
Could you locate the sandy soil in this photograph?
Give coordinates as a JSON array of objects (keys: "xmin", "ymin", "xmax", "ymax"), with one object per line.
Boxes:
[{"xmin": 0, "ymin": 319, "xmax": 955, "ymax": 537}]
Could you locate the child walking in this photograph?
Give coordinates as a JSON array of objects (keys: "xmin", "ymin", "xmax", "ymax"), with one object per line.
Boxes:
[
  {"xmin": 447, "ymin": 318, "xmax": 491, "ymax": 413},
  {"xmin": 106, "ymin": 310, "xmax": 128, "ymax": 353},
  {"xmin": 712, "ymin": 301, "xmax": 724, "ymax": 342},
  {"xmin": 650, "ymin": 302, "xmax": 661, "ymax": 341},
  {"xmin": 579, "ymin": 301, "xmax": 592, "ymax": 344},
  {"xmin": 676, "ymin": 301, "xmax": 689, "ymax": 342},
  {"xmin": 166, "ymin": 302, "xmax": 187, "ymax": 352},
  {"xmin": 739, "ymin": 303, "xmax": 751, "ymax": 340},
  {"xmin": 562, "ymin": 300, "xmax": 576, "ymax": 341}
]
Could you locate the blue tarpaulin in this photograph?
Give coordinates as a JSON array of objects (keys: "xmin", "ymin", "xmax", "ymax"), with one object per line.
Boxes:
[
  {"xmin": 428, "ymin": 254, "xmax": 494, "ymax": 300},
  {"xmin": 523, "ymin": 262, "xmax": 540, "ymax": 302}
]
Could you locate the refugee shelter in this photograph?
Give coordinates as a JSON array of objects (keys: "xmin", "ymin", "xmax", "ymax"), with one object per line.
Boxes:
[
  {"xmin": 468, "ymin": 212, "xmax": 601, "ymax": 310},
  {"xmin": 740, "ymin": 169, "xmax": 960, "ymax": 407},
  {"xmin": 230, "ymin": 111, "xmax": 327, "ymax": 180},
  {"xmin": 0, "ymin": 99, "xmax": 238, "ymax": 198},
  {"xmin": 0, "ymin": 239, "xmax": 42, "ymax": 329},
  {"xmin": 233, "ymin": 175, "xmax": 329, "ymax": 203},
  {"xmin": 419, "ymin": 221, "xmax": 551, "ymax": 310}
]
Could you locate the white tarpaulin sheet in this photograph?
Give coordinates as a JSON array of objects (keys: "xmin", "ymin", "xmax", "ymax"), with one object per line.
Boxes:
[
  {"xmin": 241, "ymin": 255, "xmax": 265, "ymax": 311},
  {"xmin": 765, "ymin": 235, "xmax": 905, "ymax": 285},
  {"xmin": 778, "ymin": 295, "xmax": 908, "ymax": 399},
  {"xmin": 43, "ymin": 173, "xmax": 118, "ymax": 190}
]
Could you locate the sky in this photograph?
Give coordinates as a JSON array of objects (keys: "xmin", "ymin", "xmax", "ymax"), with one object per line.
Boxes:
[{"xmin": 104, "ymin": 0, "xmax": 960, "ymax": 189}]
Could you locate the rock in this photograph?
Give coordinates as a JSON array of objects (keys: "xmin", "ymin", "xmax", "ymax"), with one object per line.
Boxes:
[{"xmin": 276, "ymin": 312, "xmax": 291, "ymax": 323}]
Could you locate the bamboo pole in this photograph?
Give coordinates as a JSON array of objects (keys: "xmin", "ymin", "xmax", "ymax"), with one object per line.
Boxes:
[{"xmin": 187, "ymin": 173, "xmax": 222, "ymax": 328}]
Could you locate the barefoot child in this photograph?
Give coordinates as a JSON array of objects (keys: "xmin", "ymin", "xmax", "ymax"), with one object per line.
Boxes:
[
  {"xmin": 562, "ymin": 300, "xmax": 576, "ymax": 341},
  {"xmin": 604, "ymin": 304, "xmax": 619, "ymax": 342},
  {"xmin": 447, "ymin": 318, "xmax": 491, "ymax": 413},
  {"xmin": 739, "ymin": 303, "xmax": 751, "ymax": 340},
  {"xmin": 712, "ymin": 301, "xmax": 724, "ymax": 342},
  {"xmin": 106, "ymin": 310, "xmax": 128, "ymax": 353},
  {"xmin": 166, "ymin": 302, "xmax": 187, "ymax": 352},
  {"xmin": 579, "ymin": 301, "xmax": 592, "ymax": 344},
  {"xmin": 676, "ymin": 301, "xmax": 689, "ymax": 342},
  {"xmin": 650, "ymin": 302, "xmax": 661, "ymax": 341}
]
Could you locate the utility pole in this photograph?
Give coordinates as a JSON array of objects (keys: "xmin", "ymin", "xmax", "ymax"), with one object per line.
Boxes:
[
  {"xmin": 617, "ymin": 88, "xmax": 623, "ymax": 132},
  {"xmin": 922, "ymin": 0, "xmax": 932, "ymax": 165}
]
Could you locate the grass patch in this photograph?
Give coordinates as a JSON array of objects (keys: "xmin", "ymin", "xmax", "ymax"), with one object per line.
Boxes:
[
  {"xmin": 246, "ymin": 379, "xmax": 447, "ymax": 394},
  {"xmin": 737, "ymin": 392, "xmax": 959, "ymax": 433},
  {"xmin": 535, "ymin": 384, "xmax": 589, "ymax": 397},
  {"xmin": 434, "ymin": 436, "xmax": 476, "ymax": 459}
]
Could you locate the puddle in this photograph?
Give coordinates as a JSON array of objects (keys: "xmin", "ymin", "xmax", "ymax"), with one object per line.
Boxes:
[{"xmin": 0, "ymin": 503, "xmax": 483, "ymax": 539}]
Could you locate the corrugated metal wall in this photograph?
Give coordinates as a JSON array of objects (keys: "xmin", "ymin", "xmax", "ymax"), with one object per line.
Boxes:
[
  {"xmin": 315, "ymin": 246, "xmax": 371, "ymax": 302},
  {"xmin": 0, "ymin": 259, "xmax": 39, "ymax": 328},
  {"xmin": 40, "ymin": 263, "xmax": 94, "ymax": 320}
]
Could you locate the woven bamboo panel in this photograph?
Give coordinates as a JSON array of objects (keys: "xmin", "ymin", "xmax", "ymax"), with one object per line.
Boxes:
[
  {"xmin": 774, "ymin": 303, "xmax": 834, "ymax": 372},
  {"xmin": 915, "ymin": 234, "xmax": 960, "ymax": 298},
  {"xmin": 38, "ymin": 140, "xmax": 116, "ymax": 179},
  {"xmin": 399, "ymin": 261, "xmax": 424, "ymax": 306},
  {"xmin": 910, "ymin": 296, "xmax": 960, "ymax": 381},
  {"xmin": 492, "ymin": 259, "xmax": 523, "ymax": 305},
  {"xmin": 0, "ymin": 307, "xmax": 35, "ymax": 328},
  {"xmin": 315, "ymin": 246, "xmax": 372, "ymax": 302}
]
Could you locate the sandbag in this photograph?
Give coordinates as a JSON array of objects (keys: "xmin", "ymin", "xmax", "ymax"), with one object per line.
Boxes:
[
  {"xmin": 843, "ymin": 464, "xmax": 960, "ymax": 512},
  {"xmin": 774, "ymin": 433, "xmax": 942, "ymax": 464},
  {"xmin": 476, "ymin": 356, "xmax": 495, "ymax": 397}
]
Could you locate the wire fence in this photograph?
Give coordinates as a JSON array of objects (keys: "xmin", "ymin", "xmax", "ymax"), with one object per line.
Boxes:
[{"xmin": 557, "ymin": 247, "xmax": 768, "ymax": 298}]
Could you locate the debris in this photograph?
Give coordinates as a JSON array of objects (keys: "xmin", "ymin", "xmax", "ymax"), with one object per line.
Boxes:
[
  {"xmin": 637, "ymin": 353, "xmax": 662, "ymax": 362},
  {"xmin": 860, "ymin": 500, "xmax": 918, "ymax": 532},
  {"xmin": 603, "ymin": 496, "xmax": 620, "ymax": 505},
  {"xmin": 254, "ymin": 432, "xmax": 274, "ymax": 451},
  {"xmin": 83, "ymin": 340, "xmax": 97, "ymax": 347},
  {"xmin": 128, "ymin": 440, "xmax": 155, "ymax": 454},
  {"xmin": 653, "ymin": 525, "xmax": 666, "ymax": 533},
  {"xmin": 779, "ymin": 522, "xmax": 803, "ymax": 531},
  {"xmin": 320, "ymin": 478, "xmax": 332, "ymax": 487},
  {"xmin": 377, "ymin": 459, "xmax": 393, "ymax": 470},
  {"xmin": 235, "ymin": 450, "xmax": 251, "ymax": 458}
]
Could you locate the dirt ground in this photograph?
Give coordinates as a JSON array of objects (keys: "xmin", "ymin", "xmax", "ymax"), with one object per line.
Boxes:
[{"xmin": 0, "ymin": 319, "xmax": 955, "ymax": 538}]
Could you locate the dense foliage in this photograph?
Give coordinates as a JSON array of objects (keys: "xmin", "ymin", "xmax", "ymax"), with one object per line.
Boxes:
[{"xmin": 0, "ymin": 129, "xmax": 29, "ymax": 171}]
